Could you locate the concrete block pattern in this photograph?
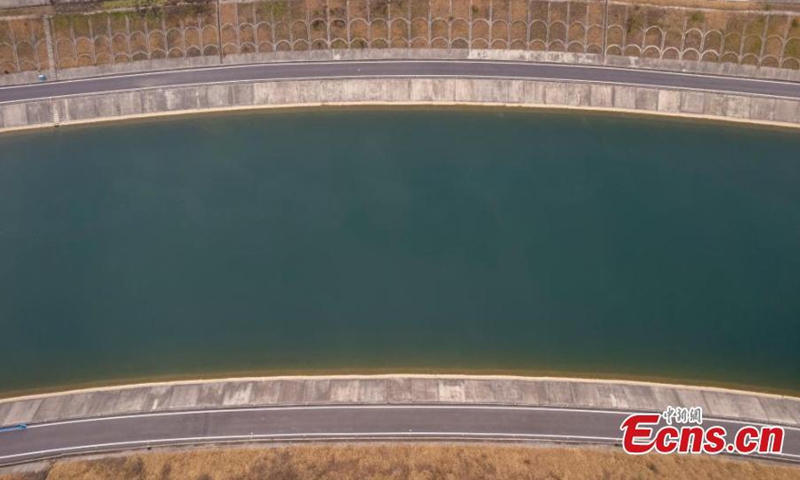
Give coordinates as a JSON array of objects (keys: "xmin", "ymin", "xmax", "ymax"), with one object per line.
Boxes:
[
  {"xmin": 657, "ymin": 90, "xmax": 681, "ymax": 113},
  {"xmin": 66, "ymin": 97, "xmax": 99, "ymax": 121},
  {"xmin": 196, "ymin": 383, "xmax": 226, "ymax": 408},
  {"xmin": 464, "ymin": 380, "xmax": 498, "ymax": 404},
  {"xmin": 276, "ymin": 380, "xmax": 305, "ymax": 404},
  {"xmin": 2, "ymin": 103, "xmax": 30, "ymax": 127},
  {"xmin": 142, "ymin": 90, "xmax": 168, "ymax": 114},
  {"xmin": 358, "ymin": 379, "xmax": 387, "ymax": 403},
  {"xmin": 492, "ymin": 380, "xmax": 524, "ymax": 404},
  {"xmin": 113, "ymin": 387, "xmax": 150, "ymax": 414},
  {"xmin": 411, "ymin": 378, "xmax": 440, "ymax": 403},
  {"xmin": 516, "ymin": 380, "xmax": 546, "ymax": 406},
  {"xmin": 438, "ymin": 380, "xmax": 466, "ymax": 402},
  {"xmin": 589, "ymin": 85, "xmax": 613, "ymax": 108},
  {"xmin": 116, "ymin": 91, "xmax": 144, "ymax": 116},
  {"xmin": 254, "ymin": 82, "xmax": 296, "ymax": 105},
  {"xmin": 223, "ymin": 382, "xmax": 254, "ymax": 406},
  {"xmin": 565, "ymin": 84, "xmax": 591, "ymax": 107},
  {"xmin": 206, "ymin": 85, "xmax": 234, "ymax": 109},
  {"xmin": 143, "ymin": 386, "xmax": 174, "ymax": 412},
  {"xmin": 167, "ymin": 385, "xmax": 201, "ymax": 410},
  {"xmin": 725, "ymin": 96, "xmax": 751, "ymax": 119},
  {"xmin": 0, "ymin": 403, "xmax": 12, "ymax": 427},
  {"xmin": 703, "ymin": 93, "xmax": 728, "ymax": 117},
  {"xmin": 95, "ymin": 95, "xmax": 120, "ymax": 117},
  {"xmin": 703, "ymin": 391, "xmax": 768, "ymax": 421},
  {"xmin": 522, "ymin": 82, "xmax": 547, "ymax": 105},
  {"xmin": 409, "ymin": 79, "xmax": 455, "ymax": 103},
  {"xmin": 674, "ymin": 388, "xmax": 709, "ymax": 413},
  {"xmin": 680, "ymin": 91, "xmax": 705, "ymax": 115},
  {"xmin": 319, "ymin": 80, "xmax": 345, "ymax": 103},
  {"xmin": 773, "ymin": 100, "xmax": 800, "ymax": 124},
  {"xmin": 387, "ymin": 378, "xmax": 412, "ymax": 404},
  {"xmin": 382, "ymin": 79, "xmax": 412, "ymax": 102},
  {"xmin": 302, "ymin": 379, "xmax": 331, "ymax": 404},
  {"xmin": 1, "ymin": 377, "xmax": 798, "ymax": 429},
  {"xmin": 25, "ymin": 101, "xmax": 51, "ymax": 124},
  {"xmin": 612, "ymin": 86, "xmax": 637, "ymax": 110},
  {"xmin": 544, "ymin": 83, "xmax": 567, "ymax": 105},
  {"xmin": 292, "ymin": 81, "xmax": 323, "ymax": 104},
  {"xmin": 233, "ymin": 84, "xmax": 255, "ymax": 106},
  {"xmin": 787, "ymin": 400, "xmax": 800, "ymax": 424},
  {"xmin": 614, "ymin": 385, "xmax": 659, "ymax": 411},
  {"xmin": 2, "ymin": 399, "xmax": 42, "ymax": 425},
  {"xmin": 341, "ymin": 80, "xmax": 380, "ymax": 103},
  {"xmin": 635, "ymin": 88, "xmax": 659, "ymax": 111},
  {"xmin": 61, "ymin": 392, "xmax": 99, "ymax": 419},
  {"xmin": 572, "ymin": 382, "xmax": 632, "ymax": 409},
  {"xmin": 31, "ymin": 396, "xmax": 69, "ymax": 423},
  {"xmin": 749, "ymin": 98, "xmax": 775, "ymax": 122},
  {"xmin": 542, "ymin": 380, "xmax": 575, "ymax": 406},
  {"xmin": 330, "ymin": 379, "xmax": 360, "ymax": 403},
  {"xmin": 250, "ymin": 380, "xmax": 281, "ymax": 405},
  {"xmin": 758, "ymin": 397, "xmax": 799, "ymax": 425}
]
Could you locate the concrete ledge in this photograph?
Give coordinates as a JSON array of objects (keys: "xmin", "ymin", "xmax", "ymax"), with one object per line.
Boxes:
[
  {"xmin": 0, "ymin": 375, "xmax": 798, "ymax": 428},
  {"xmin": 5, "ymin": 49, "xmax": 800, "ymax": 87},
  {"xmin": 0, "ymin": 71, "xmax": 42, "ymax": 87},
  {"xmin": 0, "ymin": 0, "xmax": 47, "ymax": 8},
  {"xmin": 2, "ymin": 77, "xmax": 799, "ymax": 134}
]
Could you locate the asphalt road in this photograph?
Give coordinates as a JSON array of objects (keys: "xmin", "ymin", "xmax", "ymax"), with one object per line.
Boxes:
[
  {"xmin": 1, "ymin": 60, "xmax": 800, "ymax": 104},
  {"xmin": 0, "ymin": 405, "xmax": 798, "ymax": 466}
]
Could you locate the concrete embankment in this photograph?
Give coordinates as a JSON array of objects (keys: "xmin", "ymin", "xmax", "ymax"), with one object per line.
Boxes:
[
  {"xmin": 0, "ymin": 375, "xmax": 798, "ymax": 428},
  {"xmin": 2, "ymin": 76, "xmax": 800, "ymax": 133}
]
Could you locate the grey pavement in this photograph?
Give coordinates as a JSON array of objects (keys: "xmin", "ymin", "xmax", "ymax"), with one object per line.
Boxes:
[
  {"xmin": 1, "ymin": 60, "xmax": 800, "ymax": 104},
  {"xmin": 0, "ymin": 405, "xmax": 798, "ymax": 466}
]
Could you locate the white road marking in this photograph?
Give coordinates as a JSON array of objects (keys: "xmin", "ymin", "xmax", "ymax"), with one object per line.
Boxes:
[
  {"xmin": 1, "ymin": 431, "xmax": 798, "ymax": 463},
  {"xmin": 0, "ymin": 59, "xmax": 797, "ymax": 92},
  {"xmin": 24, "ymin": 404, "xmax": 800, "ymax": 432},
  {"xmin": 0, "ymin": 60, "xmax": 797, "ymax": 107},
  {"xmin": 0, "ymin": 432, "xmax": 622, "ymax": 461},
  {"xmin": 2, "ymin": 405, "xmax": 798, "ymax": 464},
  {"xmin": 26, "ymin": 404, "xmax": 631, "ymax": 428},
  {"xmin": 2, "ymin": 73, "xmax": 797, "ymax": 107}
]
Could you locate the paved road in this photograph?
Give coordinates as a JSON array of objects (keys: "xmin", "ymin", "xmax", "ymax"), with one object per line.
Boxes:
[
  {"xmin": 1, "ymin": 60, "xmax": 799, "ymax": 104},
  {"xmin": 0, "ymin": 405, "xmax": 798, "ymax": 466}
]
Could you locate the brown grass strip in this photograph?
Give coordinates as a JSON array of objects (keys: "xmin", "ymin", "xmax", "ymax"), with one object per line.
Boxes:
[{"xmin": 2, "ymin": 443, "xmax": 799, "ymax": 480}]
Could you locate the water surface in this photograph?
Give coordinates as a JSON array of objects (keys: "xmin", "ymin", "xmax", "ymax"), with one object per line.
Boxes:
[{"xmin": 1, "ymin": 109, "xmax": 799, "ymax": 395}]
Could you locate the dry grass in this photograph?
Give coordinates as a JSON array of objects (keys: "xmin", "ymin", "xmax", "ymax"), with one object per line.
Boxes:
[{"xmin": 1, "ymin": 443, "xmax": 799, "ymax": 480}]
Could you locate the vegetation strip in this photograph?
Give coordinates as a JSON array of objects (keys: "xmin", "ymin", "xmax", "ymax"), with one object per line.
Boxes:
[{"xmin": 2, "ymin": 443, "xmax": 799, "ymax": 480}]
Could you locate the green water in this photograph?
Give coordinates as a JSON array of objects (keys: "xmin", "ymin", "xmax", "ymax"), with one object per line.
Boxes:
[{"xmin": 0, "ymin": 109, "xmax": 798, "ymax": 395}]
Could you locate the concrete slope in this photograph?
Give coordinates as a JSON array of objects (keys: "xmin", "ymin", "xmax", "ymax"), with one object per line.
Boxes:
[{"xmin": 1, "ymin": 376, "xmax": 799, "ymax": 466}]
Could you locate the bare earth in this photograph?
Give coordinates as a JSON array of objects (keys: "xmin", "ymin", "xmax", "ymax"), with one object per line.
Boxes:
[{"xmin": 2, "ymin": 443, "xmax": 799, "ymax": 480}]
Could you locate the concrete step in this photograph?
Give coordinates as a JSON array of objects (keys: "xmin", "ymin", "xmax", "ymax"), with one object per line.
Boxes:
[{"xmin": 42, "ymin": 15, "xmax": 57, "ymax": 80}]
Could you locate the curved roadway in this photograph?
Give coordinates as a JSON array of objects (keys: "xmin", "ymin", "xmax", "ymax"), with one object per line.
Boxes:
[
  {"xmin": 1, "ymin": 61, "xmax": 799, "ymax": 467},
  {"xmin": 0, "ymin": 405, "xmax": 798, "ymax": 466},
  {"xmin": 1, "ymin": 60, "xmax": 800, "ymax": 103}
]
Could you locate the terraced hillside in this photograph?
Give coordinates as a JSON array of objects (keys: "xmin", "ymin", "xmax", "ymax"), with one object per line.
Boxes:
[{"xmin": 1, "ymin": 0, "xmax": 799, "ymax": 75}]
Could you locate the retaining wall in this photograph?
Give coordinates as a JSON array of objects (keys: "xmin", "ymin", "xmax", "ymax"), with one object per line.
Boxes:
[
  {"xmin": 0, "ymin": 375, "xmax": 798, "ymax": 428},
  {"xmin": 1, "ymin": 77, "xmax": 799, "ymax": 133}
]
